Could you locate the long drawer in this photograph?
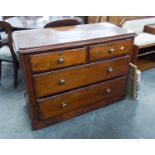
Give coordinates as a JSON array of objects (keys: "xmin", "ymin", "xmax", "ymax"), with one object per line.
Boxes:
[
  {"xmin": 34, "ymin": 55, "xmax": 129, "ymax": 97},
  {"xmin": 89, "ymin": 39, "xmax": 132, "ymax": 61},
  {"xmin": 38, "ymin": 76, "xmax": 127, "ymax": 120},
  {"xmin": 30, "ymin": 47, "xmax": 87, "ymax": 73}
]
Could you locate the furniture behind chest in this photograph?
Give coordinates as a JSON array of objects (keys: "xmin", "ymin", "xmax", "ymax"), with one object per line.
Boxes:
[
  {"xmin": 13, "ymin": 23, "xmax": 136, "ymax": 130},
  {"xmin": 120, "ymin": 17, "xmax": 155, "ymax": 70}
]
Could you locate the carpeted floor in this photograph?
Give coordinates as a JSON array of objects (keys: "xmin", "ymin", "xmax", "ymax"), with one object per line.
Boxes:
[{"xmin": 0, "ymin": 62, "xmax": 155, "ymax": 139}]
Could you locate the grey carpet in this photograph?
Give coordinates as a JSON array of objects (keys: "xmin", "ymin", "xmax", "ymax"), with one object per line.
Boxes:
[{"xmin": 0, "ymin": 62, "xmax": 155, "ymax": 139}]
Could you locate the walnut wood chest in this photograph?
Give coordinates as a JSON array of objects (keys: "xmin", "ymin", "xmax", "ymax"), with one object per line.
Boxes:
[{"xmin": 13, "ymin": 23, "xmax": 136, "ymax": 130}]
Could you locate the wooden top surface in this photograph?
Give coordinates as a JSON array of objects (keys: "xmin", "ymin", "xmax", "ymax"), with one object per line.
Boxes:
[{"xmin": 13, "ymin": 23, "xmax": 136, "ymax": 53}]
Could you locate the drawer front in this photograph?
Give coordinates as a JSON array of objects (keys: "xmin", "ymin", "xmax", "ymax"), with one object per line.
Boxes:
[
  {"xmin": 30, "ymin": 47, "xmax": 87, "ymax": 73},
  {"xmin": 89, "ymin": 39, "xmax": 132, "ymax": 61},
  {"xmin": 39, "ymin": 76, "xmax": 127, "ymax": 120},
  {"xmin": 34, "ymin": 55, "xmax": 129, "ymax": 97}
]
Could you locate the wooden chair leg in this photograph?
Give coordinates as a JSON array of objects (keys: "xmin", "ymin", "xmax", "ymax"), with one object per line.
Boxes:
[
  {"xmin": 0, "ymin": 60, "xmax": 2, "ymax": 80},
  {"xmin": 13, "ymin": 62, "xmax": 18, "ymax": 88}
]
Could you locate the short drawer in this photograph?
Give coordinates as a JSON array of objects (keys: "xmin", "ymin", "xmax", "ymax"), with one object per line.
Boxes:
[
  {"xmin": 34, "ymin": 55, "xmax": 129, "ymax": 97},
  {"xmin": 30, "ymin": 47, "xmax": 87, "ymax": 73},
  {"xmin": 89, "ymin": 39, "xmax": 132, "ymax": 61},
  {"xmin": 38, "ymin": 76, "xmax": 127, "ymax": 120}
]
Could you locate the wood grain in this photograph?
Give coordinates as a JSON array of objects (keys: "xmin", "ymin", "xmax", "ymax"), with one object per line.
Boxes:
[
  {"xmin": 39, "ymin": 76, "xmax": 127, "ymax": 120},
  {"xmin": 13, "ymin": 23, "xmax": 136, "ymax": 52},
  {"xmin": 34, "ymin": 55, "xmax": 129, "ymax": 97},
  {"xmin": 89, "ymin": 39, "xmax": 132, "ymax": 61},
  {"xmin": 30, "ymin": 47, "xmax": 87, "ymax": 73},
  {"xmin": 13, "ymin": 23, "xmax": 135, "ymax": 129}
]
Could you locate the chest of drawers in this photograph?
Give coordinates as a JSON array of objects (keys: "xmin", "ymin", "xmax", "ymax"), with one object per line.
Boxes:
[{"xmin": 13, "ymin": 23, "xmax": 136, "ymax": 130}]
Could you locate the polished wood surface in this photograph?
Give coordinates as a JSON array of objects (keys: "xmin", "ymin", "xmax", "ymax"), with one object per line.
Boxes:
[
  {"xmin": 89, "ymin": 39, "xmax": 132, "ymax": 61},
  {"xmin": 13, "ymin": 23, "xmax": 136, "ymax": 129},
  {"xmin": 30, "ymin": 47, "xmax": 87, "ymax": 73},
  {"xmin": 27, "ymin": 92, "xmax": 125, "ymax": 129},
  {"xmin": 39, "ymin": 76, "xmax": 127, "ymax": 120},
  {"xmin": 13, "ymin": 23, "xmax": 135, "ymax": 52},
  {"xmin": 5, "ymin": 16, "xmax": 82, "ymax": 30},
  {"xmin": 34, "ymin": 56, "xmax": 129, "ymax": 97}
]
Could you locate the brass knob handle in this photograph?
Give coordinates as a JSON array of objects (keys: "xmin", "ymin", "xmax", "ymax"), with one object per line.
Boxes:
[
  {"xmin": 61, "ymin": 102, "xmax": 67, "ymax": 108},
  {"xmin": 57, "ymin": 58, "xmax": 64, "ymax": 64},
  {"xmin": 59, "ymin": 79, "xmax": 65, "ymax": 85},
  {"xmin": 108, "ymin": 48, "xmax": 115, "ymax": 54},
  {"xmin": 106, "ymin": 88, "xmax": 111, "ymax": 93},
  {"xmin": 107, "ymin": 67, "xmax": 113, "ymax": 73}
]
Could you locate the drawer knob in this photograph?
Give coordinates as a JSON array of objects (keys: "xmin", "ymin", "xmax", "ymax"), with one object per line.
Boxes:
[
  {"xmin": 61, "ymin": 102, "xmax": 67, "ymax": 108},
  {"xmin": 57, "ymin": 58, "xmax": 64, "ymax": 64},
  {"xmin": 106, "ymin": 88, "xmax": 112, "ymax": 93},
  {"xmin": 59, "ymin": 79, "xmax": 65, "ymax": 85},
  {"xmin": 107, "ymin": 67, "xmax": 113, "ymax": 73},
  {"xmin": 108, "ymin": 48, "xmax": 115, "ymax": 54}
]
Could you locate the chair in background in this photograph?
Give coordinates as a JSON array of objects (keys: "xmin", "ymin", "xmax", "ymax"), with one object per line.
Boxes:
[
  {"xmin": 80, "ymin": 16, "xmax": 106, "ymax": 24},
  {"xmin": 44, "ymin": 18, "xmax": 81, "ymax": 28},
  {"xmin": 0, "ymin": 21, "xmax": 19, "ymax": 88},
  {"xmin": 98, "ymin": 16, "xmax": 108, "ymax": 23}
]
